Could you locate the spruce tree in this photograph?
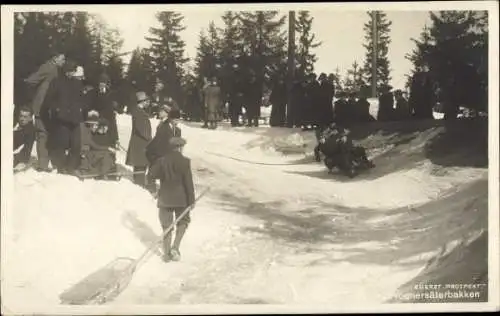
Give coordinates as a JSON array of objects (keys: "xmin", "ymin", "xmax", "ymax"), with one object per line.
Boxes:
[
  {"xmin": 219, "ymin": 11, "xmax": 244, "ymax": 97},
  {"xmin": 295, "ymin": 11, "xmax": 321, "ymax": 80},
  {"xmin": 332, "ymin": 67, "xmax": 343, "ymax": 95},
  {"xmin": 362, "ymin": 11, "xmax": 392, "ymax": 94},
  {"xmin": 194, "ymin": 30, "xmax": 216, "ymax": 82},
  {"xmin": 237, "ymin": 11, "xmax": 287, "ymax": 92},
  {"xmin": 406, "ymin": 11, "xmax": 488, "ymax": 116},
  {"xmin": 146, "ymin": 11, "xmax": 189, "ymax": 103}
]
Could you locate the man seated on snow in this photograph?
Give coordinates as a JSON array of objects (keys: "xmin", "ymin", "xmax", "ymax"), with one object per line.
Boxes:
[
  {"xmin": 314, "ymin": 122, "xmax": 374, "ymax": 177},
  {"xmin": 13, "ymin": 106, "xmax": 36, "ymax": 171},
  {"xmin": 80, "ymin": 112, "xmax": 118, "ymax": 180}
]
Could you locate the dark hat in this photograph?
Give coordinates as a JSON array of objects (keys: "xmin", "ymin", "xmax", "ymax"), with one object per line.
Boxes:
[
  {"xmin": 169, "ymin": 108, "xmax": 181, "ymax": 119},
  {"xmin": 318, "ymin": 73, "xmax": 327, "ymax": 81},
  {"xmin": 99, "ymin": 73, "xmax": 111, "ymax": 84},
  {"xmin": 169, "ymin": 137, "xmax": 187, "ymax": 149},
  {"xmin": 382, "ymin": 85, "xmax": 393, "ymax": 92}
]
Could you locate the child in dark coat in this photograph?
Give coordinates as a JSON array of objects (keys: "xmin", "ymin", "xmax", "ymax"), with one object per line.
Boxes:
[{"xmin": 148, "ymin": 137, "xmax": 195, "ymax": 262}]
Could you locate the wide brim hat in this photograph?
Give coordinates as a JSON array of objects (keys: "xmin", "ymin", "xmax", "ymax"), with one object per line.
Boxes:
[{"xmin": 136, "ymin": 91, "xmax": 148, "ymax": 103}]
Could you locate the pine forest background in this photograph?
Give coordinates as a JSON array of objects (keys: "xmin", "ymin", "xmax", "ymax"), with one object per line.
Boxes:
[{"xmin": 13, "ymin": 10, "xmax": 489, "ymax": 114}]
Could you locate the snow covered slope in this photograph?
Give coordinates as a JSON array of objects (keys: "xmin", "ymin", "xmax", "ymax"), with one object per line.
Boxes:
[{"xmin": 3, "ymin": 114, "xmax": 489, "ymax": 312}]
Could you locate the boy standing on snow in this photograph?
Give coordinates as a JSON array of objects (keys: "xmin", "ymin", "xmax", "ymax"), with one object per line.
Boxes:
[{"xmin": 148, "ymin": 137, "xmax": 195, "ymax": 262}]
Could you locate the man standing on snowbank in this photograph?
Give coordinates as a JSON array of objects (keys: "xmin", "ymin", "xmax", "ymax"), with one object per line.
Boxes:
[
  {"xmin": 148, "ymin": 137, "xmax": 195, "ymax": 262},
  {"xmin": 126, "ymin": 92, "xmax": 152, "ymax": 188},
  {"xmin": 24, "ymin": 53, "xmax": 66, "ymax": 172}
]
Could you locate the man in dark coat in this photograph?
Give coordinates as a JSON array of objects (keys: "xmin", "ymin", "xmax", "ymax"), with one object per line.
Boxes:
[
  {"xmin": 269, "ymin": 78, "xmax": 287, "ymax": 127},
  {"xmin": 13, "ymin": 106, "xmax": 36, "ymax": 171},
  {"xmin": 146, "ymin": 102, "xmax": 182, "ymax": 166},
  {"xmin": 24, "ymin": 53, "xmax": 66, "ymax": 172},
  {"xmin": 229, "ymin": 70, "xmax": 245, "ymax": 127},
  {"xmin": 377, "ymin": 85, "xmax": 395, "ymax": 121},
  {"xmin": 45, "ymin": 62, "xmax": 87, "ymax": 176},
  {"xmin": 317, "ymin": 73, "xmax": 335, "ymax": 128},
  {"xmin": 148, "ymin": 137, "xmax": 195, "ymax": 262},
  {"xmin": 244, "ymin": 74, "xmax": 262, "ymax": 127},
  {"xmin": 303, "ymin": 73, "xmax": 321, "ymax": 130},
  {"xmin": 394, "ymin": 89, "xmax": 410, "ymax": 120},
  {"xmin": 90, "ymin": 73, "xmax": 120, "ymax": 147},
  {"xmin": 409, "ymin": 66, "xmax": 435, "ymax": 119},
  {"xmin": 126, "ymin": 91, "xmax": 152, "ymax": 188},
  {"xmin": 333, "ymin": 91, "xmax": 349, "ymax": 125},
  {"xmin": 355, "ymin": 91, "xmax": 373, "ymax": 122}
]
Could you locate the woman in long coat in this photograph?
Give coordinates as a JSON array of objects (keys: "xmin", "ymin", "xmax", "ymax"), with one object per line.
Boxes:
[{"xmin": 126, "ymin": 91, "xmax": 152, "ymax": 187}]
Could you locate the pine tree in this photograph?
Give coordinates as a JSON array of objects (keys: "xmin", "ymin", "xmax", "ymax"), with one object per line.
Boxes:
[
  {"xmin": 362, "ymin": 11, "xmax": 392, "ymax": 94},
  {"xmin": 194, "ymin": 30, "xmax": 216, "ymax": 82},
  {"xmin": 295, "ymin": 11, "xmax": 321, "ymax": 80},
  {"xmin": 237, "ymin": 11, "xmax": 287, "ymax": 93},
  {"xmin": 406, "ymin": 11, "xmax": 488, "ymax": 115},
  {"xmin": 146, "ymin": 11, "xmax": 189, "ymax": 103},
  {"xmin": 332, "ymin": 67, "xmax": 343, "ymax": 94},
  {"xmin": 342, "ymin": 61, "xmax": 364, "ymax": 93},
  {"xmin": 218, "ymin": 11, "xmax": 244, "ymax": 96},
  {"xmin": 67, "ymin": 12, "xmax": 95, "ymax": 81},
  {"xmin": 194, "ymin": 21, "xmax": 222, "ymax": 84}
]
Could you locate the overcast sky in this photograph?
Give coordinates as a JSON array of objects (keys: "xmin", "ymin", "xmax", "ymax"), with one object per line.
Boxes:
[{"xmin": 94, "ymin": 5, "xmax": 431, "ymax": 90}]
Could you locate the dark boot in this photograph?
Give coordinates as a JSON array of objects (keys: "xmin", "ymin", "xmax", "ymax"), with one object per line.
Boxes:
[
  {"xmin": 162, "ymin": 231, "xmax": 173, "ymax": 262},
  {"xmin": 171, "ymin": 224, "xmax": 188, "ymax": 261}
]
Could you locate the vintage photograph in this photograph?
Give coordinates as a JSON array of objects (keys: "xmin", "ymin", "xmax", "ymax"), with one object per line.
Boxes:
[{"xmin": 1, "ymin": 2, "xmax": 498, "ymax": 314}]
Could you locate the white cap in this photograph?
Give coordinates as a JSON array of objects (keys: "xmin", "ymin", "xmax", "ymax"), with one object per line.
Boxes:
[{"xmin": 74, "ymin": 66, "xmax": 85, "ymax": 77}]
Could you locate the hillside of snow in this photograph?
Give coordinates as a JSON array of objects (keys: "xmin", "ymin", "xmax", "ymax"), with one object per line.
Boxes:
[{"xmin": 2, "ymin": 113, "xmax": 489, "ymax": 313}]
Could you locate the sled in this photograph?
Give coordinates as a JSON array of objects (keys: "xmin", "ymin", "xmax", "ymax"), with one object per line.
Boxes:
[
  {"xmin": 58, "ymin": 187, "xmax": 210, "ymax": 305},
  {"xmin": 77, "ymin": 170, "xmax": 147, "ymax": 181}
]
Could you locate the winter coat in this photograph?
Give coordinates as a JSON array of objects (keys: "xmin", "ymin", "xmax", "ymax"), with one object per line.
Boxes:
[
  {"xmin": 24, "ymin": 60, "xmax": 60, "ymax": 116},
  {"xmin": 47, "ymin": 76, "xmax": 88, "ymax": 125},
  {"xmin": 377, "ymin": 92, "xmax": 395, "ymax": 121},
  {"xmin": 269, "ymin": 83, "xmax": 287, "ymax": 127},
  {"xmin": 126, "ymin": 106, "xmax": 152, "ymax": 167},
  {"xmin": 148, "ymin": 150, "xmax": 195, "ymax": 208},
  {"xmin": 318, "ymin": 82, "xmax": 335, "ymax": 126},
  {"xmin": 91, "ymin": 90, "xmax": 119, "ymax": 145},
  {"xmin": 80, "ymin": 123, "xmax": 110, "ymax": 152},
  {"xmin": 203, "ymin": 84, "xmax": 222, "ymax": 121},
  {"xmin": 146, "ymin": 119, "xmax": 182, "ymax": 164},
  {"xmin": 355, "ymin": 98, "xmax": 372, "ymax": 122}
]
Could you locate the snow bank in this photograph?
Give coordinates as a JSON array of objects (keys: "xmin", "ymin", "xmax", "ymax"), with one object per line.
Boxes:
[{"xmin": 4, "ymin": 166, "xmax": 209, "ymax": 310}]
